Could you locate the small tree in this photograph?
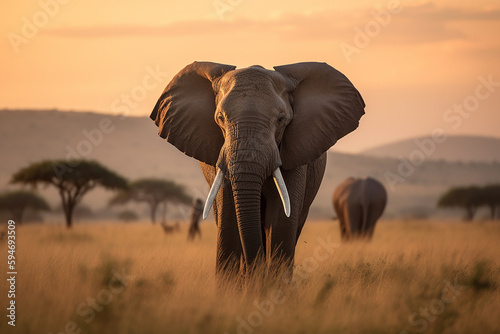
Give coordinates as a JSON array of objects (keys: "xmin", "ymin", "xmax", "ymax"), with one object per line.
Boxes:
[
  {"xmin": 437, "ymin": 186, "xmax": 483, "ymax": 221},
  {"xmin": 11, "ymin": 160, "xmax": 128, "ymax": 228},
  {"xmin": 0, "ymin": 190, "xmax": 50, "ymax": 224},
  {"xmin": 482, "ymin": 185, "xmax": 500, "ymax": 220},
  {"xmin": 110, "ymin": 178, "xmax": 192, "ymax": 224}
]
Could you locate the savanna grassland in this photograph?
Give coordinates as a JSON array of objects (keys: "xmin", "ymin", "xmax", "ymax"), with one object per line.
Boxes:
[{"xmin": 1, "ymin": 220, "xmax": 499, "ymax": 334}]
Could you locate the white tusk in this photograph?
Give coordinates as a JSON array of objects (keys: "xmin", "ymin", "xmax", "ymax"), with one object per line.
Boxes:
[
  {"xmin": 203, "ymin": 168, "xmax": 224, "ymax": 219},
  {"xmin": 273, "ymin": 168, "xmax": 291, "ymax": 217}
]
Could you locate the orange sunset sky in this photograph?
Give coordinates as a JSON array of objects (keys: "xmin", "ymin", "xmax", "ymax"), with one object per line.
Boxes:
[{"xmin": 1, "ymin": 0, "xmax": 499, "ymax": 152}]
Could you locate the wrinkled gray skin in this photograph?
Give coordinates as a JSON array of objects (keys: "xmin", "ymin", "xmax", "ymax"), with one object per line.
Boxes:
[
  {"xmin": 333, "ymin": 177, "xmax": 387, "ymax": 240},
  {"xmin": 151, "ymin": 61, "xmax": 365, "ymax": 280}
]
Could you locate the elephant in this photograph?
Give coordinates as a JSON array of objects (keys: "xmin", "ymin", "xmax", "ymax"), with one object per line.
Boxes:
[
  {"xmin": 333, "ymin": 177, "xmax": 387, "ymax": 241},
  {"xmin": 150, "ymin": 61, "xmax": 365, "ymax": 280},
  {"xmin": 188, "ymin": 198, "xmax": 203, "ymax": 240}
]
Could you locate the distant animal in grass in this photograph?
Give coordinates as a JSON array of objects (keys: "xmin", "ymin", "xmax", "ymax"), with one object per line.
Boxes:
[
  {"xmin": 188, "ymin": 198, "xmax": 203, "ymax": 240},
  {"xmin": 333, "ymin": 177, "xmax": 387, "ymax": 241},
  {"xmin": 161, "ymin": 221, "xmax": 180, "ymax": 234}
]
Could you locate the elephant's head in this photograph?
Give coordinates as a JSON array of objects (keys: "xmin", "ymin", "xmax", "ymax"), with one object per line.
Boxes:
[{"xmin": 151, "ymin": 61, "xmax": 365, "ymax": 266}]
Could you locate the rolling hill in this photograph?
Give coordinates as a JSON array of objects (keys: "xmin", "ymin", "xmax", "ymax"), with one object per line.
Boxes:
[
  {"xmin": 1, "ymin": 109, "xmax": 500, "ymax": 221},
  {"xmin": 361, "ymin": 135, "xmax": 500, "ymax": 162}
]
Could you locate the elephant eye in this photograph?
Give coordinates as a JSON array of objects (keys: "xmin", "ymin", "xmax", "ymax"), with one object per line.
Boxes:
[
  {"xmin": 217, "ymin": 114, "xmax": 225, "ymax": 123},
  {"xmin": 277, "ymin": 114, "xmax": 286, "ymax": 125}
]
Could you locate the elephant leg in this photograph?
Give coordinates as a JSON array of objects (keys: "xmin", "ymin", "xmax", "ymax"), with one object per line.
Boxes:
[
  {"xmin": 200, "ymin": 163, "xmax": 243, "ymax": 282},
  {"xmin": 365, "ymin": 201, "xmax": 385, "ymax": 240},
  {"xmin": 296, "ymin": 154, "xmax": 327, "ymax": 241},
  {"xmin": 337, "ymin": 206, "xmax": 349, "ymax": 240},
  {"xmin": 334, "ymin": 196, "xmax": 349, "ymax": 240},
  {"xmin": 270, "ymin": 155, "xmax": 325, "ymax": 277},
  {"xmin": 215, "ymin": 179, "xmax": 244, "ymax": 281},
  {"xmin": 347, "ymin": 202, "xmax": 363, "ymax": 239},
  {"xmin": 262, "ymin": 166, "xmax": 306, "ymax": 277}
]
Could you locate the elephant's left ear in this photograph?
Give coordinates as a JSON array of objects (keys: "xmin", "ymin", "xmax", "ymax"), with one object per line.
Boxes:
[
  {"xmin": 274, "ymin": 62, "xmax": 365, "ymax": 170},
  {"xmin": 150, "ymin": 62, "xmax": 236, "ymax": 166}
]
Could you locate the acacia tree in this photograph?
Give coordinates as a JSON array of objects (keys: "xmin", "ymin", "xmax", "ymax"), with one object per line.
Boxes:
[
  {"xmin": 11, "ymin": 160, "xmax": 128, "ymax": 228},
  {"xmin": 438, "ymin": 185, "xmax": 500, "ymax": 221},
  {"xmin": 482, "ymin": 184, "xmax": 500, "ymax": 220},
  {"xmin": 0, "ymin": 190, "xmax": 50, "ymax": 224},
  {"xmin": 55, "ymin": 203, "xmax": 94, "ymax": 221},
  {"xmin": 110, "ymin": 178, "xmax": 192, "ymax": 224},
  {"xmin": 437, "ymin": 186, "xmax": 483, "ymax": 221}
]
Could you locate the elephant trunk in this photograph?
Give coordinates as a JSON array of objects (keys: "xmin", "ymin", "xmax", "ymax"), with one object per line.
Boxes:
[
  {"xmin": 203, "ymin": 126, "xmax": 291, "ymax": 270},
  {"xmin": 226, "ymin": 133, "xmax": 277, "ymax": 269},
  {"xmin": 232, "ymin": 174, "xmax": 265, "ymax": 267}
]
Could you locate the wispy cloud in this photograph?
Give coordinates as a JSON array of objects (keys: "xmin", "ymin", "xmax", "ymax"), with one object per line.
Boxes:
[
  {"xmin": 401, "ymin": 2, "xmax": 500, "ymax": 21},
  {"xmin": 44, "ymin": 2, "xmax": 500, "ymax": 45}
]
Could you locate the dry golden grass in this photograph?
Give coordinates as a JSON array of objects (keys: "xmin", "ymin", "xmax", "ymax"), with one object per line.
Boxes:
[{"xmin": 0, "ymin": 219, "xmax": 499, "ymax": 334}]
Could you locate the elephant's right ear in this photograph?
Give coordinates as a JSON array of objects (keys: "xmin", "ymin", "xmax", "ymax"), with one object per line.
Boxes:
[
  {"xmin": 150, "ymin": 61, "xmax": 236, "ymax": 166},
  {"xmin": 274, "ymin": 62, "xmax": 365, "ymax": 170}
]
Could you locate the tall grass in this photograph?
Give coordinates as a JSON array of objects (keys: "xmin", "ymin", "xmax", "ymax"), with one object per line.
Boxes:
[{"xmin": 0, "ymin": 220, "xmax": 498, "ymax": 333}]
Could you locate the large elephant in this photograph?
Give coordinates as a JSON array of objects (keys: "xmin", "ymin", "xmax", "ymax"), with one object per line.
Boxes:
[
  {"xmin": 333, "ymin": 177, "xmax": 387, "ymax": 240},
  {"xmin": 151, "ymin": 61, "xmax": 365, "ymax": 279}
]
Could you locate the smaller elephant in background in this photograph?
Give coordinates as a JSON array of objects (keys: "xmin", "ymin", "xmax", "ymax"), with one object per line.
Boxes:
[
  {"xmin": 333, "ymin": 177, "xmax": 387, "ymax": 240},
  {"xmin": 188, "ymin": 198, "xmax": 203, "ymax": 240}
]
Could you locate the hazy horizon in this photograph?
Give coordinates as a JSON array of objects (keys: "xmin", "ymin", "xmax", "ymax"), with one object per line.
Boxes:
[
  {"xmin": 2, "ymin": 0, "xmax": 500, "ymax": 151},
  {"xmin": 3, "ymin": 107, "xmax": 500, "ymax": 154}
]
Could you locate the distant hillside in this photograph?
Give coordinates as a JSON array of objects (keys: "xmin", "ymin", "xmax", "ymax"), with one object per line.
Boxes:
[
  {"xmin": 1, "ymin": 109, "xmax": 500, "ymax": 221},
  {"xmin": 361, "ymin": 135, "xmax": 500, "ymax": 163},
  {"xmin": 0, "ymin": 109, "xmax": 204, "ymax": 222},
  {"xmin": 317, "ymin": 152, "xmax": 500, "ymax": 219},
  {"xmin": 0, "ymin": 109, "xmax": 202, "ymax": 186}
]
